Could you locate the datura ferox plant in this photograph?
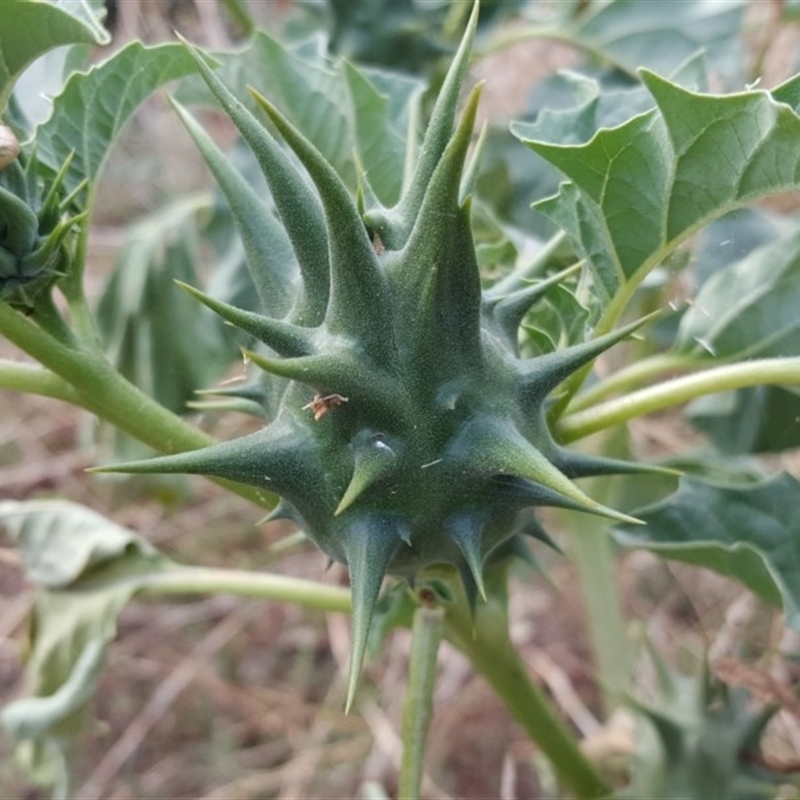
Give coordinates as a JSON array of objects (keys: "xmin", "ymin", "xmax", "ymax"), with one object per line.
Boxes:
[
  {"xmin": 103, "ymin": 3, "xmax": 649, "ymax": 708},
  {"xmin": 0, "ymin": 130, "xmax": 84, "ymax": 312}
]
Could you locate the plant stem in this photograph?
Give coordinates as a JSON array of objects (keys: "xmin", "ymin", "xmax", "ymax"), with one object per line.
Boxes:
[
  {"xmin": 444, "ymin": 580, "xmax": 609, "ymax": 799},
  {"xmin": 398, "ymin": 604, "xmax": 444, "ymax": 800},
  {"xmin": 0, "ymin": 299, "xmax": 272, "ymax": 508},
  {"xmin": 557, "ymin": 356, "xmax": 800, "ymax": 442},
  {"xmin": 0, "ymin": 359, "xmax": 84, "ymax": 405},
  {"xmin": 567, "ymin": 352, "xmax": 699, "ymax": 413},
  {"xmin": 141, "ymin": 565, "xmax": 352, "ymax": 614},
  {"xmin": 564, "ymin": 510, "xmax": 630, "ymax": 713}
]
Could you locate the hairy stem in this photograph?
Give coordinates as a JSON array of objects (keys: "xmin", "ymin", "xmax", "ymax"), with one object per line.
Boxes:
[
  {"xmin": 557, "ymin": 356, "xmax": 800, "ymax": 442},
  {"xmin": 141, "ymin": 565, "xmax": 352, "ymax": 614},
  {"xmin": 444, "ymin": 575, "xmax": 608, "ymax": 798},
  {"xmin": 0, "ymin": 359, "xmax": 84, "ymax": 405},
  {"xmin": 398, "ymin": 604, "xmax": 444, "ymax": 800},
  {"xmin": 0, "ymin": 300, "xmax": 272, "ymax": 508},
  {"xmin": 567, "ymin": 352, "xmax": 699, "ymax": 413}
]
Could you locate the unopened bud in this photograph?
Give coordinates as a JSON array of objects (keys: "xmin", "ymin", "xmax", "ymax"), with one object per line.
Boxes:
[{"xmin": 0, "ymin": 125, "xmax": 21, "ymax": 170}]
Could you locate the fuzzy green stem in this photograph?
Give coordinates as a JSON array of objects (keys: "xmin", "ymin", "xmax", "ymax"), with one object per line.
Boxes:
[
  {"xmin": 564, "ymin": 508, "xmax": 630, "ymax": 713},
  {"xmin": 398, "ymin": 605, "xmax": 444, "ymax": 800},
  {"xmin": 0, "ymin": 299, "xmax": 272, "ymax": 508},
  {"xmin": 59, "ymin": 209, "xmax": 101, "ymax": 345},
  {"xmin": 557, "ymin": 356, "xmax": 800, "ymax": 443},
  {"xmin": 141, "ymin": 565, "xmax": 352, "ymax": 614},
  {"xmin": 567, "ymin": 352, "xmax": 700, "ymax": 413},
  {"xmin": 444, "ymin": 587, "xmax": 608, "ymax": 798},
  {"xmin": 0, "ymin": 358, "xmax": 84, "ymax": 404}
]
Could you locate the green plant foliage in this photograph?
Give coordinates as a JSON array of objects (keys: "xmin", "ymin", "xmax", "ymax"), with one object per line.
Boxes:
[
  {"xmin": 325, "ymin": 0, "xmax": 451, "ymax": 73},
  {"xmin": 6, "ymin": 1, "xmax": 800, "ymax": 796},
  {"xmin": 621, "ymin": 657, "xmax": 785, "ymax": 800},
  {"xmin": 99, "ymin": 5, "xmax": 657, "ymax": 711},
  {"xmin": 0, "ymin": 148, "xmax": 84, "ymax": 310},
  {"xmin": 677, "ymin": 227, "xmax": 800, "ymax": 362},
  {"xmin": 685, "ymin": 386, "xmax": 800, "ymax": 455},
  {"xmin": 34, "ymin": 42, "xmax": 199, "ymax": 203},
  {"xmin": 513, "ymin": 71, "xmax": 800, "ymax": 315},
  {"xmin": 95, "ymin": 195, "xmax": 236, "ymax": 425},
  {"xmin": 558, "ymin": 0, "xmax": 746, "ymax": 80},
  {"xmin": 0, "ymin": 0, "xmax": 109, "ymax": 113},
  {"xmin": 177, "ymin": 29, "xmax": 422, "ymax": 207},
  {"xmin": 614, "ymin": 473, "xmax": 800, "ymax": 627},
  {"xmin": 672, "ymin": 224, "xmax": 800, "ymax": 453}
]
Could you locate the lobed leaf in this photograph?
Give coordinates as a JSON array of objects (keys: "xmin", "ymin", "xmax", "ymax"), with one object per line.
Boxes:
[
  {"xmin": 96, "ymin": 197, "xmax": 236, "ymax": 424},
  {"xmin": 34, "ymin": 41, "xmax": 199, "ymax": 201},
  {"xmin": 614, "ymin": 474, "xmax": 800, "ymax": 627},
  {"xmin": 0, "ymin": 0, "xmax": 109, "ymax": 112},
  {"xmin": 514, "ymin": 71, "xmax": 800, "ymax": 312}
]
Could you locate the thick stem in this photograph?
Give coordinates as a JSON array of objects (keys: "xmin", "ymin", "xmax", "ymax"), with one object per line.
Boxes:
[
  {"xmin": 567, "ymin": 352, "xmax": 699, "ymax": 413},
  {"xmin": 557, "ymin": 356, "xmax": 800, "ymax": 443},
  {"xmin": 398, "ymin": 605, "xmax": 444, "ymax": 800},
  {"xmin": 0, "ymin": 300, "xmax": 272, "ymax": 508},
  {"xmin": 0, "ymin": 359, "xmax": 84, "ymax": 405},
  {"xmin": 140, "ymin": 565, "xmax": 352, "ymax": 614},
  {"xmin": 564, "ymin": 509, "xmax": 630, "ymax": 713},
  {"xmin": 444, "ymin": 580, "xmax": 609, "ymax": 798}
]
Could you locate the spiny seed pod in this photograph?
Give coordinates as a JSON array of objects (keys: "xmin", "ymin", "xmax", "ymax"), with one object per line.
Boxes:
[
  {"xmin": 0, "ymin": 145, "xmax": 85, "ymax": 311},
  {"xmin": 104, "ymin": 3, "xmax": 652, "ymax": 708}
]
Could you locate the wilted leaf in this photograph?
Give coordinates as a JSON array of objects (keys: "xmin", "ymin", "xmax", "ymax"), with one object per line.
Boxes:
[
  {"xmin": 614, "ymin": 473, "xmax": 800, "ymax": 627},
  {"xmin": 0, "ymin": 500, "xmax": 173, "ymax": 793},
  {"xmin": 96, "ymin": 196, "xmax": 236, "ymax": 421}
]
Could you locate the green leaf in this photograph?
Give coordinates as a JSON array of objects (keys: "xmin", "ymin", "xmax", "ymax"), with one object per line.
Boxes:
[
  {"xmin": 513, "ymin": 71, "xmax": 800, "ymax": 314},
  {"xmin": 613, "ymin": 473, "xmax": 800, "ymax": 627},
  {"xmin": 556, "ymin": 0, "xmax": 745, "ymax": 81},
  {"xmin": 0, "ymin": 499, "xmax": 173, "ymax": 793},
  {"xmin": 671, "ymin": 226, "xmax": 800, "ymax": 455},
  {"xmin": 326, "ymin": 0, "xmax": 449, "ymax": 74},
  {"xmin": 0, "ymin": 0, "xmax": 109, "ymax": 112},
  {"xmin": 96, "ymin": 195, "xmax": 236, "ymax": 425},
  {"xmin": 690, "ymin": 207, "xmax": 791, "ymax": 287},
  {"xmin": 34, "ymin": 41, "xmax": 199, "ymax": 200},
  {"xmin": 676, "ymin": 227, "xmax": 800, "ymax": 361},
  {"xmin": 685, "ymin": 386, "xmax": 800, "ymax": 455},
  {"xmin": 177, "ymin": 31, "xmax": 420, "ymax": 205},
  {"xmin": 621, "ymin": 655, "xmax": 784, "ymax": 800}
]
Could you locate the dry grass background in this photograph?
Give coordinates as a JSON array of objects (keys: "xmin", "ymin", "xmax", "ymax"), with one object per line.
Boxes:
[{"xmin": 2, "ymin": 2, "xmax": 800, "ymax": 798}]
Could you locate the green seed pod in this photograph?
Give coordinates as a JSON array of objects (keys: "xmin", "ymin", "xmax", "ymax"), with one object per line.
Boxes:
[
  {"xmin": 0, "ymin": 148, "xmax": 83, "ymax": 311},
  {"xmin": 104, "ymin": 3, "xmax": 654, "ymax": 708}
]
